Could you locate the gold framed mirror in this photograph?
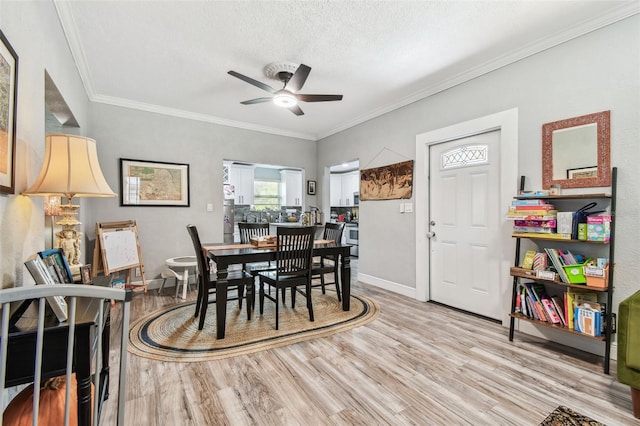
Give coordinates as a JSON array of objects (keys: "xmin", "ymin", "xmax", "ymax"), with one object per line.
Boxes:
[{"xmin": 542, "ymin": 110, "xmax": 611, "ymax": 189}]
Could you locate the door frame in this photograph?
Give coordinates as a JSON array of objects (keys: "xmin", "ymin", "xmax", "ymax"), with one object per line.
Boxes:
[{"xmin": 415, "ymin": 108, "xmax": 519, "ymax": 326}]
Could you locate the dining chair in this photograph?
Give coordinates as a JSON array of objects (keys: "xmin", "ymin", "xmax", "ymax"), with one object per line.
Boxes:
[
  {"xmin": 187, "ymin": 224, "xmax": 253, "ymax": 329},
  {"xmin": 311, "ymin": 222, "xmax": 345, "ymax": 301},
  {"xmin": 257, "ymin": 226, "xmax": 315, "ymax": 330}
]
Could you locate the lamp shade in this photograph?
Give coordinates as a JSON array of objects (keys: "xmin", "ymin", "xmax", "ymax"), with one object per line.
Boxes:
[{"xmin": 24, "ymin": 134, "xmax": 116, "ymax": 198}]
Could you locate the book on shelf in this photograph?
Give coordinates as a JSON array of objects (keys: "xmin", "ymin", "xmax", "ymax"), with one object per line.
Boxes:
[
  {"xmin": 507, "ymin": 209, "xmax": 559, "ymax": 217},
  {"xmin": 507, "ymin": 215, "xmax": 559, "ymax": 221},
  {"xmin": 513, "ymin": 219, "xmax": 557, "ymax": 228},
  {"xmin": 24, "ymin": 254, "xmax": 68, "ymax": 322},
  {"xmin": 550, "ymin": 296, "xmax": 567, "ymax": 327},
  {"xmin": 565, "ymin": 289, "xmax": 598, "ymax": 330},
  {"xmin": 521, "ymin": 250, "xmax": 537, "ymax": 269},
  {"xmin": 533, "ymin": 252, "xmax": 548, "ymax": 271},
  {"xmin": 544, "ymin": 248, "xmax": 570, "ymax": 283},
  {"xmin": 513, "ymin": 226, "xmax": 556, "ymax": 233},
  {"xmin": 511, "ymin": 199, "xmax": 552, "ymax": 206},
  {"xmin": 574, "ymin": 301, "xmax": 602, "ymax": 337},
  {"xmin": 541, "ymin": 297, "xmax": 562, "ymax": 324},
  {"xmin": 513, "ymin": 204, "xmax": 556, "ymax": 210}
]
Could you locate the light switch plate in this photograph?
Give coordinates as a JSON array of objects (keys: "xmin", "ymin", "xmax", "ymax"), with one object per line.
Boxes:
[
  {"xmin": 399, "ymin": 203, "xmax": 405, "ymax": 213},
  {"xmin": 206, "ymin": 203, "xmax": 213, "ymax": 212},
  {"xmin": 404, "ymin": 203, "xmax": 413, "ymax": 213}
]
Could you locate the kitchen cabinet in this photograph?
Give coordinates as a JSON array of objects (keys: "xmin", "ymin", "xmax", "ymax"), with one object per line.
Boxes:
[
  {"xmin": 280, "ymin": 170, "xmax": 303, "ymax": 206},
  {"xmin": 229, "ymin": 164, "xmax": 254, "ymax": 205},
  {"xmin": 331, "ymin": 171, "xmax": 359, "ymax": 207}
]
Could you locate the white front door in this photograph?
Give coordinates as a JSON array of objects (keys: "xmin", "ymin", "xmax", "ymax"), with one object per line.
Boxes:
[{"xmin": 429, "ymin": 131, "xmax": 502, "ymax": 320}]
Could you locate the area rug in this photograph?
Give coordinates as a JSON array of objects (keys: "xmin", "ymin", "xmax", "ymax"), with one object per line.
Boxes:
[
  {"xmin": 539, "ymin": 405, "xmax": 606, "ymax": 426},
  {"xmin": 128, "ymin": 289, "xmax": 378, "ymax": 362}
]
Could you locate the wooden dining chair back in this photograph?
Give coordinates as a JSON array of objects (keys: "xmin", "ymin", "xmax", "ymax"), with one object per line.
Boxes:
[
  {"xmin": 311, "ymin": 222, "xmax": 345, "ymax": 301},
  {"xmin": 238, "ymin": 222, "xmax": 270, "ymax": 243},
  {"xmin": 257, "ymin": 226, "xmax": 315, "ymax": 330},
  {"xmin": 187, "ymin": 224, "xmax": 253, "ymax": 329}
]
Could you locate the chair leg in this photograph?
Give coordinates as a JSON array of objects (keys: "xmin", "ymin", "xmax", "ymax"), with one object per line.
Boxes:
[
  {"xmin": 158, "ymin": 278, "xmax": 168, "ymax": 295},
  {"xmin": 238, "ymin": 284, "xmax": 244, "ymax": 309},
  {"xmin": 174, "ymin": 278, "xmax": 181, "ymax": 298},
  {"xmin": 334, "ymin": 269, "xmax": 342, "ymax": 302},
  {"xmin": 198, "ymin": 281, "xmax": 209, "ymax": 330},
  {"xmin": 275, "ymin": 284, "xmax": 280, "ymax": 330},
  {"xmin": 259, "ymin": 279, "xmax": 265, "ymax": 315},
  {"xmin": 306, "ymin": 282, "xmax": 314, "ymax": 322},
  {"xmin": 320, "ymin": 273, "xmax": 326, "ymax": 294},
  {"xmin": 245, "ymin": 281, "xmax": 254, "ymax": 320},
  {"xmin": 194, "ymin": 277, "xmax": 203, "ymax": 318}
]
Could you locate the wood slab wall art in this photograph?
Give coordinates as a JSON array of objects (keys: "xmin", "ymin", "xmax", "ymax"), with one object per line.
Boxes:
[{"xmin": 360, "ymin": 160, "xmax": 413, "ymax": 201}]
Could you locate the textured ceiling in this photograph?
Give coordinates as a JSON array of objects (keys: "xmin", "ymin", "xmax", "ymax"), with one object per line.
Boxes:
[{"xmin": 54, "ymin": 1, "xmax": 638, "ymax": 141}]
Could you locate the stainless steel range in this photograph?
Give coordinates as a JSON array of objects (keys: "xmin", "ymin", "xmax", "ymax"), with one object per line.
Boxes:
[{"xmin": 345, "ymin": 224, "xmax": 358, "ymax": 257}]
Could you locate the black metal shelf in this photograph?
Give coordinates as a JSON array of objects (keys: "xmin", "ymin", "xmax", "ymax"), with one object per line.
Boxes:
[{"xmin": 508, "ymin": 167, "xmax": 616, "ymax": 374}]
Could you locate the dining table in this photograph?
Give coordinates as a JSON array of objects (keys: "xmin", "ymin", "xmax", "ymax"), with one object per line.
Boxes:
[{"xmin": 204, "ymin": 240, "xmax": 352, "ymax": 339}]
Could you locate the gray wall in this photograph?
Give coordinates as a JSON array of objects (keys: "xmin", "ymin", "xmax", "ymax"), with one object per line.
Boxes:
[
  {"xmin": 85, "ymin": 103, "xmax": 316, "ymax": 281},
  {"xmin": 0, "ymin": 1, "xmax": 90, "ymax": 289},
  {"xmin": 316, "ymin": 15, "xmax": 639, "ymax": 310}
]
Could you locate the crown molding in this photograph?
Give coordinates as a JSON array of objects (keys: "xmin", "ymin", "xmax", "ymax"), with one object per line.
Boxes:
[
  {"xmin": 316, "ymin": 3, "xmax": 640, "ymax": 140},
  {"xmin": 55, "ymin": 1, "xmax": 638, "ymax": 142},
  {"xmin": 91, "ymin": 95, "xmax": 317, "ymax": 141}
]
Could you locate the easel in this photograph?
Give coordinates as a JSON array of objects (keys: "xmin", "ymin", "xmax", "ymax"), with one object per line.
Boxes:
[{"xmin": 93, "ymin": 220, "xmax": 147, "ymax": 293}]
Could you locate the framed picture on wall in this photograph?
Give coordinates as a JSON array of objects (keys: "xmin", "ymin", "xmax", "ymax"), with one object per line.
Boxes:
[
  {"xmin": 0, "ymin": 30, "xmax": 18, "ymax": 194},
  {"xmin": 307, "ymin": 180, "xmax": 316, "ymax": 195},
  {"xmin": 120, "ymin": 158, "xmax": 190, "ymax": 206}
]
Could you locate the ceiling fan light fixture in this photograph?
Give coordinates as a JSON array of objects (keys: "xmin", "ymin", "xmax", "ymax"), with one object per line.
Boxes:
[{"xmin": 273, "ymin": 91, "xmax": 297, "ymax": 107}]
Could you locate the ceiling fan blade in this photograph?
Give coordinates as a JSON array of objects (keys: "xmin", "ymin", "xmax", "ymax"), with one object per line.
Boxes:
[
  {"xmin": 296, "ymin": 94, "xmax": 343, "ymax": 102},
  {"xmin": 288, "ymin": 105, "xmax": 304, "ymax": 116},
  {"xmin": 286, "ymin": 64, "xmax": 311, "ymax": 92},
  {"xmin": 228, "ymin": 71, "xmax": 276, "ymax": 94},
  {"xmin": 240, "ymin": 97, "xmax": 273, "ymax": 105}
]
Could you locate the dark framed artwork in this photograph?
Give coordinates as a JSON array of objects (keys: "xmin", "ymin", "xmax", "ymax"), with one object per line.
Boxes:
[
  {"xmin": 39, "ymin": 248, "xmax": 74, "ymax": 284},
  {"xmin": 307, "ymin": 180, "xmax": 316, "ymax": 195},
  {"xmin": 567, "ymin": 166, "xmax": 598, "ymax": 180},
  {"xmin": 120, "ymin": 158, "xmax": 190, "ymax": 206},
  {"xmin": 0, "ymin": 30, "xmax": 18, "ymax": 194},
  {"xmin": 80, "ymin": 264, "xmax": 93, "ymax": 284}
]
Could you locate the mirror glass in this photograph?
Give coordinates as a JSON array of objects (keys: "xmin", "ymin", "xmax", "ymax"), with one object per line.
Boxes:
[{"xmin": 542, "ymin": 110, "xmax": 610, "ymax": 189}]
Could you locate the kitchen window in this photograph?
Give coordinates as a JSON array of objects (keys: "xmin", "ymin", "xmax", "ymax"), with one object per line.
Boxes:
[{"xmin": 253, "ymin": 179, "xmax": 280, "ymax": 211}]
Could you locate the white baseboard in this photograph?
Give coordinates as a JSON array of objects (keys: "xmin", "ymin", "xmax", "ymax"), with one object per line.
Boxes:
[{"xmin": 357, "ymin": 273, "xmax": 416, "ymax": 298}]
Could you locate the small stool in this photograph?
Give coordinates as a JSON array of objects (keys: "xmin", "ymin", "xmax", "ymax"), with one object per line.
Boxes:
[
  {"xmin": 164, "ymin": 256, "xmax": 198, "ymax": 299},
  {"xmin": 158, "ymin": 268, "xmax": 191, "ymax": 298}
]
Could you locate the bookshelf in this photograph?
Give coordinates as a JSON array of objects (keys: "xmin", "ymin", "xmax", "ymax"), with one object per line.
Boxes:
[{"xmin": 508, "ymin": 167, "xmax": 617, "ymax": 374}]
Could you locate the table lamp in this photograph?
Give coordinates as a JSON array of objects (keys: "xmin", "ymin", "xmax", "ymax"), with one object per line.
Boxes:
[{"xmin": 24, "ymin": 134, "xmax": 116, "ymax": 277}]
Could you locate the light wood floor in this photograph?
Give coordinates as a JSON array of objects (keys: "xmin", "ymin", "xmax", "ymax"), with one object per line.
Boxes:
[{"xmin": 101, "ymin": 264, "xmax": 637, "ymax": 425}]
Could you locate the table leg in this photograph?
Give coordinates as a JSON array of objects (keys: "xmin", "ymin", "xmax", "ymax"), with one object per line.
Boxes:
[
  {"xmin": 181, "ymin": 268, "xmax": 189, "ymax": 299},
  {"xmin": 341, "ymin": 253, "xmax": 351, "ymax": 311},
  {"xmin": 215, "ymin": 266, "xmax": 229, "ymax": 339}
]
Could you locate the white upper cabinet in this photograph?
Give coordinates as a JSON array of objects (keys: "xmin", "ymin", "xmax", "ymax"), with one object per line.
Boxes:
[
  {"xmin": 228, "ymin": 164, "xmax": 254, "ymax": 205},
  {"xmin": 331, "ymin": 171, "xmax": 359, "ymax": 206},
  {"xmin": 280, "ymin": 170, "xmax": 303, "ymax": 206}
]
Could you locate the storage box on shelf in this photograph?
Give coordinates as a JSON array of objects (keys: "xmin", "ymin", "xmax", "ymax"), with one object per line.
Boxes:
[{"xmin": 508, "ymin": 167, "xmax": 617, "ymax": 374}]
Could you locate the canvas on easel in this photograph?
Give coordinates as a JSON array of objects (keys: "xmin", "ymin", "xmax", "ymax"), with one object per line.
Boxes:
[{"xmin": 93, "ymin": 220, "xmax": 147, "ymax": 292}]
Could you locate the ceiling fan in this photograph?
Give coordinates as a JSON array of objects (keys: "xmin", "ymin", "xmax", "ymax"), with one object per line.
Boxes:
[{"xmin": 228, "ymin": 63, "xmax": 343, "ymax": 116}]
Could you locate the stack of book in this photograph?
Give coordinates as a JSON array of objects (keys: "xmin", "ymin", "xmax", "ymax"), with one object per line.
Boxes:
[
  {"xmin": 515, "ymin": 284, "xmax": 605, "ymax": 335},
  {"xmin": 507, "ymin": 199, "xmax": 572, "ymax": 239}
]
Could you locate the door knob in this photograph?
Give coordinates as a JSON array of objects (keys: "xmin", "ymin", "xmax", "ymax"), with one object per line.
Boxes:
[{"xmin": 427, "ymin": 232, "xmax": 436, "ymax": 238}]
